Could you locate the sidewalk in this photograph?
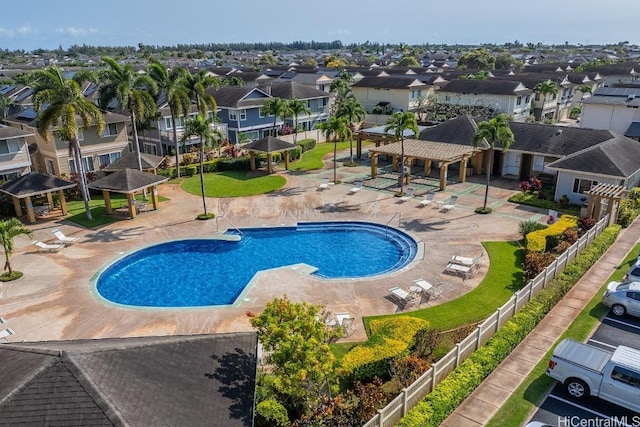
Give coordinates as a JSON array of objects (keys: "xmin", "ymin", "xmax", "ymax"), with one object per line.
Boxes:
[{"xmin": 442, "ymin": 218, "xmax": 640, "ymax": 426}]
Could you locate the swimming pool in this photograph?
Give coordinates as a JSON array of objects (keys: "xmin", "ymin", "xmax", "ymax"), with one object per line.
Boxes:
[{"xmin": 95, "ymin": 221, "xmax": 418, "ymax": 308}]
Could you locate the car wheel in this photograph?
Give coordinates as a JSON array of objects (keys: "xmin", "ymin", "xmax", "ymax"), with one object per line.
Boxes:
[
  {"xmin": 611, "ymin": 304, "xmax": 627, "ymax": 316},
  {"xmin": 565, "ymin": 378, "xmax": 589, "ymax": 399}
]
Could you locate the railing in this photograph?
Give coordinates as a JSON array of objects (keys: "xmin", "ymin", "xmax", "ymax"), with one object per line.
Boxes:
[
  {"xmin": 362, "ymin": 215, "xmax": 609, "ymax": 427},
  {"xmin": 215, "ymin": 215, "xmax": 244, "ymax": 236},
  {"xmin": 386, "ymin": 212, "xmax": 401, "ymax": 231}
]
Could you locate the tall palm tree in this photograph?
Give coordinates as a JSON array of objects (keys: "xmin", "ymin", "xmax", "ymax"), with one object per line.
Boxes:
[
  {"xmin": 336, "ymin": 97, "xmax": 366, "ymax": 164},
  {"xmin": 329, "ymin": 85, "xmax": 355, "ymax": 116},
  {"xmin": 533, "ymin": 80, "xmax": 558, "ymax": 122},
  {"xmin": 0, "ymin": 218, "xmax": 32, "ymax": 275},
  {"xmin": 317, "ymin": 116, "xmax": 351, "ymax": 184},
  {"xmin": 25, "ymin": 66, "xmax": 105, "ymax": 220},
  {"xmin": 181, "ymin": 114, "xmax": 223, "ymax": 216},
  {"xmin": 285, "ymin": 98, "xmax": 310, "ymax": 144},
  {"xmin": 0, "ymin": 94, "xmax": 14, "ymax": 120},
  {"xmin": 261, "ymin": 97, "xmax": 288, "ymax": 137},
  {"xmin": 98, "ymin": 56, "xmax": 158, "ymax": 171},
  {"xmin": 384, "ymin": 112, "xmax": 419, "ymax": 194},
  {"xmin": 146, "ymin": 58, "xmax": 191, "ymax": 177},
  {"xmin": 472, "ymin": 114, "xmax": 514, "ymax": 211},
  {"xmin": 182, "ymin": 69, "xmax": 219, "ymax": 115}
]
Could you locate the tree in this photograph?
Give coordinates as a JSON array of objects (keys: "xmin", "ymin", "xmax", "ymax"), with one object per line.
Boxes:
[
  {"xmin": 147, "ymin": 58, "xmax": 191, "ymax": 177},
  {"xmin": 396, "ymin": 56, "xmax": 420, "ymax": 67},
  {"xmin": 25, "ymin": 66, "xmax": 105, "ymax": 220},
  {"xmin": 261, "ymin": 97, "xmax": 288, "ymax": 137},
  {"xmin": 285, "ymin": 98, "xmax": 310, "ymax": 144},
  {"xmin": 336, "ymin": 97, "xmax": 366, "ymax": 165},
  {"xmin": 494, "ymin": 51, "xmax": 523, "ymax": 72},
  {"xmin": 248, "ymin": 296, "xmax": 341, "ymax": 417},
  {"xmin": 180, "ymin": 113, "xmax": 223, "ymax": 216},
  {"xmin": 472, "ymin": 114, "xmax": 514, "ymax": 210},
  {"xmin": 98, "ymin": 56, "xmax": 158, "ymax": 171},
  {"xmin": 0, "ymin": 94, "xmax": 14, "ymax": 119},
  {"xmin": 0, "ymin": 218, "xmax": 32, "ymax": 276},
  {"xmin": 182, "ymin": 68, "xmax": 219, "ymax": 115},
  {"xmin": 317, "ymin": 116, "xmax": 351, "ymax": 184},
  {"xmin": 533, "ymin": 80, "xmax": 558, "ymax": 121},
  {"xmin": 330, "ymin": 85, "xmax": 355, "ymax": 116},
  {"xmin": 384, "ymin": 112, "xmax": 419, "ymax": 194},
  {"xmin": 457, "ymin": 48, "xmax": 496, "ymax": 70}
]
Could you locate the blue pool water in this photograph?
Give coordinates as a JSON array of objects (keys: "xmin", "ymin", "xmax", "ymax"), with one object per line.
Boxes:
[{"xmin": 95, "ymin": 221, "xmax": 417, "ymax": 308}]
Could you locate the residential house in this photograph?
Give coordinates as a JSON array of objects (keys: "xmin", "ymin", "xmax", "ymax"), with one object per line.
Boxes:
[
  {"xmin": 276, "ymin": 71, "xmax": 333, "ymax": 92},
  {"xmin": 351, "ymin": 76, "xmax": 430, "ymax": 114},
  {"xmin": 257, "ymin": 80, "xmax": 330, "ymax": 131},
  {"xmin": 588, "ymin": 62, "xmax": 640, "ymax": 86},
  {"xmin": 0, "ymin": 125, "xmax": 33, "ymax": 182},
  {"xmin": 580, "ymin": 86, "xmax": 640, "ymax": 138},
  {"xmin": 211, "ymin": 86, "xmax": 277, "ymax": 143},
  {"xmin": 4, "ymin": 107, "xmax": 130, "ymax": 177}
]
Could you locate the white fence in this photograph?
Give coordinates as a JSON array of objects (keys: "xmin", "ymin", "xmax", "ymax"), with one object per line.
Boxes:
[
  {"xmin": 362, "ymin": 216, "xmax": 609, "ymax": 427},
  {"xmin": 276, "ymin": 129, "xmax": 327, "ymax": 144}
]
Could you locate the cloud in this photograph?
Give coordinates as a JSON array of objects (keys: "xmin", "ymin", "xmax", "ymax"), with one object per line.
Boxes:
[
  {"xmin": 0, "ymin": 28, "xmax": 15, "ymax": 38},
  {"xmin": 55, "ymin": 27, "xmax": 98, "ymax": 37},
  {"xmin": 17, "ymin": 25, "xmax": 34, "ymax": 35},
  {"xmin": 330, "ymin": 29, "xmax": 351, "ymax": 37}
]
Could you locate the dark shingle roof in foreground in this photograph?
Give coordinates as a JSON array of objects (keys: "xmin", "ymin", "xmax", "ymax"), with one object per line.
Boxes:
[
  {"xmin": 88, "ymin": 168, "xmax": 169, "ymax": 193},
  {"xmin": 0, "ymin": 172, "xmax": 76, "ymax": 198},
  {"xmin": 0, "ymin": 333, "xmax": 258, "ymax": 427}
]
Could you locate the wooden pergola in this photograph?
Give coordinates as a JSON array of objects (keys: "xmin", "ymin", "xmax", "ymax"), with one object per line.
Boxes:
[
  {"xmin": 0, "ymin": 172, "xmax": 75, "ymax": 224},
  {"xmin": 368, "ymin": 139, "xmax": 480, "ymax": 190},
  {"xmin": 243, "ymin": 136, "xmax": 298, "ymax": 174},
  {"xmin": 584, "ymin": 183, "xmax": 629, "ymax": 226},
  {"xmin": 354, "ymin": 125, "xmax": 428, "ymax": 158}
]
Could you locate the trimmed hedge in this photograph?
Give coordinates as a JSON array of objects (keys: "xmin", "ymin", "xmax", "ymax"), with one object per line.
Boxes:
[
  {"xmin": 342, "ymin": 316, "xmax": 428, "ymax": 382},
  {"xmin": 396, "ymin": 224, "xmax": 621, "ymax": 427},
  {"xmin": 525, "ymin": 214, "xmax": 577, "ymax": 252},
  {"xmin": 297, "ymin": 138, "xmax": 316, "ymax": 152}
]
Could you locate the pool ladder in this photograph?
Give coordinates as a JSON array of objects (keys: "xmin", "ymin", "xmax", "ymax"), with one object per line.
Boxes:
[
  {"xmin": 385, "ymin": 212, "xmax": 401, "ymax": 234},
  {"xmin": 216, "ymin": 216, "xmax": 244, "ymax": 236}
]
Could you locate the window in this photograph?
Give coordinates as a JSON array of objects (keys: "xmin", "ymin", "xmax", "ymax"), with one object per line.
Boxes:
[
  {"xmin": 525, "ymin": 95, "xmax": 530, "ymax": 104},
  {"xmin": 610, "ymin": 366, "xmax": 640, "ymax": 388},
  {"xmin": 101, "ymin": 123, "xmax": 118, "ymax": 137},
  {"xmin": 98, "ymin": 152, "xmax": 121, "ymax": 168},
  {"xmin": 0, "ymin": 138, "xmax": 21, "ymax": 154},
  {"xmin": 239, "ymin": 109, "xmax": 246, "ymax": 121},
  {"xmin": 516, "ymin": 96, "xmax": 522, "ymax": 106},
  {"xmin": 0, "ymin": 171, "xmax": 19, "ymax": 182},
  {"xmin": 164, "ymin": 117, "xmax": 173, "ymax": 129},
  {"xmin": 572, "ymin": 178, "xmax": 597, "ymax": 194},
  {"xmin": 45, "ymin": 158, "xmax": 55, "ymax": 174},
  {"xmin": 68, "ymin": 156, "xmax": 95, "ymax": 173},
  {"xmin": 411, "ymin": 89, "xmax": 421, "ymax": 99},
  {"xmin": 144, "ymin": 143, "xmax": 158, "ymax": 155},
  {"xmin": 535, "ymin": 93, "xmax": 540, "ymax": 101},
  {"xmin": 320, "ymin": 98, "xmax": 327, "ymax": 107},
  {"xmin": 229, "ymin": 109, "xmax": 238, "ymax": 120}
]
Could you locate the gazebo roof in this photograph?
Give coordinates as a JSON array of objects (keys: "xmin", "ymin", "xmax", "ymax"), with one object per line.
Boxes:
[
  {"xmin": 88, "ymin": 168, "xmax": 169, "ymax": 194},
  {"xmin": 103, "ymin": 152, "xmax": 165, "ymax": 172},
  {"xmin": 368, "ymin": 139, "xmax": 478, "ymax": 163},
  {"xmin": 0, "ymin": 172, "xmax": 76, "ymax": 198},
  {"xmin": 242, "ymin": 136, "xmax": 297, "ymax": 153}
]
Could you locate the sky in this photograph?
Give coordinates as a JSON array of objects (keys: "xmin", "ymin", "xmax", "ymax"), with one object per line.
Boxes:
[{"xmin": 1, "ymin": 0, "xmax": 639, "ymax": 52}]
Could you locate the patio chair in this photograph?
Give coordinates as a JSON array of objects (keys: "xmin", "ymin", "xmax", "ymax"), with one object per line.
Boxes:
[
  {"xmin": 441, "ymin": 195, "xmax": 458, "ymax": 212},
  {"xmin": 335, "ymin": 312, "xmax": 356, "ymax": 337},
  {"xmin": 318, "ymin": 178, "xmax": 330, "ymax": 190},
  {"xmin": 0, "ymin": 328, "xmax": 13, "ymax": 339},
  {"xmin": 548, "ymin": 209, "xmax": 558, "ymax": 224},
  {"xmin": 52, "ymin": 229, "xmax": 78, "ymax": 244},
  {"xmin": 388, "ymin": 286, "xmax": 417, "ymax": 306},
  {"xmin": 399, "ymin": 188, "xmax": 414, "ymax": 202},
  {"xmin": 134, "ymin": 199, "xmax": 148, "ymax": 214},
  {"xmin": 412, "ymin": 279, "xmax": 443, "ymax": 301},
  {"xmin": 444, "ymin": 262, "xmax": 475, "ymax": 280},
  {"xmin": 33, "ymin": 240, "xmax": 65, "ymax": 252},
  {"xmin": 349, "ymin": 180, "xmax": 363, "ymax": 194},
  {"xmin": 451, "ymin": 252, "xmax": 483, "ymax": 268},
  {"xmin": 418, "ymin": 192, "xmax": 435, "ymax": 207}
]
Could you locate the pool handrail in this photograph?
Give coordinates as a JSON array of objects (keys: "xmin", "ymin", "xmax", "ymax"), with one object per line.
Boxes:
[{"xmin": 216, "ymin": 215, "xmax": 244, "ymax": 235}]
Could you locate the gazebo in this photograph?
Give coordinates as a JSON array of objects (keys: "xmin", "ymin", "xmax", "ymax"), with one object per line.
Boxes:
[
  {"xmin": 87, "ymin": 168, "xmax": 169, "ymax": 219},
  {"xmin": 103, "ymin": 152, "xmax": 165, "ymax": 173},
  {"xmin": 584, "ymin": 183, "xmax": 629, "ymax": 226},
  {"xmin": 354, "ymin": 125, "xmax": 428, "ymax": 158},
  {"xmin": 0, "ymin": 172, "xmax": 76, "ymax": 224},
  {"xmin": 242, "ymin": 136, "xmax": 298, "ymax": 174}
]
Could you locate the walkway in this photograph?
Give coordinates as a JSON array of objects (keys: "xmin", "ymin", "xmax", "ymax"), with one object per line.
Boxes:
[{"xmin": 443, "ymin": 218, "xmax": 640, "ymax": 426}]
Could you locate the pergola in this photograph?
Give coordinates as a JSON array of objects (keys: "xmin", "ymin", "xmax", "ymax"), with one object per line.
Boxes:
[
  {"xmin": 368, "ymin": 139, "xmax": 480, "ymax": 191},
  {"xmin": 0, "ymin": 172, "xmax": 76, "ymax": 224},
  {"xmin": 584, "ymin": 183, "xmax": 629, "ymax": 226},
  {"xmin": 354, "ymin": 125, "xmax": 428, "ymax": 158},
  {"xmin": 87, "ymin": 168, "xmax": 169, "ymax": 219},
  {"xmin": 243, "ymin": 136, "xmax": 298, "ymax": 174},
  {"xmin": 103, "ymin": 152, "xmax": 165, "ymax": 173}
]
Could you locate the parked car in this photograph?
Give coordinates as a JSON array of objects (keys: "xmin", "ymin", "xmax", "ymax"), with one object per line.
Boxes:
[
  {"xmin": 623, "ymin": 258, "xmax": 640, "ymax": 282},
  {"xmin": 602, "ymin": 281, "xmax": 640, "ymax": 317}
]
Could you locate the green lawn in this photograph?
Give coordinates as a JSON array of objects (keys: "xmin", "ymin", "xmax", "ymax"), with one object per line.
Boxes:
[
  {"xmin": 486, "ymin": 244, "xmax": 640, "ymax": 427},
  {"xmin": 288, "ymin": 141, "xmax": 353, "ymax": 171},
  {"xmin": 181, "ymin": 170, "xmax": 286, "ymax": 197},
  {"xmin": 65, "ymin": 193, "xmax": 168, "ymax": 228}
]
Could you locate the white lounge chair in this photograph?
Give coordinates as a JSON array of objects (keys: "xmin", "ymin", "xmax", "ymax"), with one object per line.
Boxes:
[
  {"xmin": 349, "ymin": 180, "xmax": 363, "ymax": 194},
  {"xmin": 33, "ymin": 240, "xmax": 65, "ymax": 252},
  {"xmin": 444, "ymin": 262, "xmax": 475, "ymax": 280},
  {"xmin": 318, "ymin": 178, "xmax": 330, "ymax": 190},
  {"xmin": 52, "ymin": 229, "xmax": 78, "ymax": 244},
  {"xmin": 399, "ymin": 188, "xmax": 414, "ymax": 202},
  {"xmin": 441, "ymin": 195, "xmax": 458, "ymax": 212},
  {"xmin": 413, "ymin": 279, "xmax": 444, "ymax": 300},
  {"xmin": 0, "ymin": 328, "xmax": 13, "ymax": 339},
  {"xmin": 335, "ymin": 312, "xmax": 356, "ymax": 337},
  {"xmin": 451, "ymin": 252, "xmax": 483, "ymax": 268},
  {"xmin": 389, "ymin": 286, "xmax": 417, "ymax": 306},
  {"xmin": 418, "ymin": 192, "xmax": 435, "ymax": 207}
]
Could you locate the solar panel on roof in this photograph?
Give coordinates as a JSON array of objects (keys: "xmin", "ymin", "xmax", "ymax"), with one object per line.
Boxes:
[
  {"xmin": 14, "ymin": 89, "xmax": 33, "ymax": 102},
  {"xmin": 17, "ymin": 107, "xmax": 37, "ymax": 120},
  {"xmin": 0, "ymin": 85, "xmax": 16, "ymax": 95}
]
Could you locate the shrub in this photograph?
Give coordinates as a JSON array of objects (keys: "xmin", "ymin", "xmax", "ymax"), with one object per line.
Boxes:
[
  {"xmin": 297, "ymin": 138, "xmax": 316, "ymax": 152},
  {"xmin": 0, "ymin": 271, "xmax": 23, "ymax": 282},
  {"xmin": 577, "ymin": 217, "xmax": 596, "ymax": 233},
  {"xmin": 390, "ymin": 355, "xmax": 431, "ymax": 388},
  {"xmin": 554, "ymin": 240, "xmax": 571, "ymax": 254},
  {"xmin": 216, "ymin": 156, "xmax": 251, "ymax": 171},
  {"xmin": 562, "ymin": 228, "xmax": 578, "ymax": 244},
  {"xmin": 525, "ymin": 215, "xmax": 578, "ymax": 252},
  {"xmin": 518, "ymin": 220, "xmax": 547, "ymax": 239},
  {"xmin": 522, "ymin": 251, "xmax": 555, "ymax": 280},
  {"xmin": 255, "ymin": 399, "xmax": 289, "ymax": 427}
]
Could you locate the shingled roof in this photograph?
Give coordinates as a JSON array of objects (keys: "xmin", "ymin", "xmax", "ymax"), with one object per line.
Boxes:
[
  {"xmin": 436, "ymin": 79, "xmax": 531, "ymax": 96},
  {"xmin": 258, "ymin": 80, "xmax": 329, "ymax": 100},
  {"xmin": 0, "ymin": 172, "xmax": 75, "ymax": 198},
  {"xmin": 418, "ymin": 115, "xmax": 480, "ymax": 146},
  {"xmin": 505, "ymin": 122, "xmax": 617, "ymax": 155},
  {"xmin": 88, "ymin": 168, "xmax": 169, "ymax": 193},
  {"xmin": 0, "ymin": 333, "xmax": 257, "ymax": 427},
  {"xmin": 102, "ymin": 151, "xmax": 165, "ymax": 172},
  {"xmin": 352, "ymin": 76, "xmax": 428, "ymax": 90}
]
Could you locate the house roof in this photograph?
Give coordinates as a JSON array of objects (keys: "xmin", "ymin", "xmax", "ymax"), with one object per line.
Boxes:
[
  {"xmin": 5, "ymin": 107, "xmax": 129, "ymax": 128},
  {"xmin": 102, "ymin": 151, "xmax": 165, "ymax": 171},
  {"xmin": 352, "ymin": 76, "xmax": 428, "ymax": 90},
  {"xmin": 0, "ymin": 333, "xmax": 257, "ymax": 427},
  {"xmin": 503, "ymin": 122, "xmax": 616, "ymax": 155},
  {"xmin": 257, "ymin": 80, "xmax": 329, "ymax": 100},
  {"xmin": 625, "ymin": 121, "xmax": 640, "ymax": 138},
  {"xmin": 418, "ymin": 115, "xmax": 479, "ymax": 146},
  {"xmin": 210, "ymin": 86, "xmax": 269, "ymax": 109},
  {"xmin": 87, "ymin": 168, "xmax": 169, "ymax": 193},
  {"xmin": 436, "ymin": 78, "xmax": 532, "ymax": 96},
  {"xmin": 582, "ymin": 86, "xmax": 640, "ymax": 106},
  {"xmin": 546, "ymin": 133, "xmax": 640, "ymax": 178},
  {"xmin": 0, "ymin": 125, "xmax": 33, "ymax": 139},
  {"xmin": 243, "ymin": 136, "xmax": 297, "ymax": 153},
  {"xmin": 368, "ymin": 139, "xmax": 478, "ymax": 163},
  {"xmin": 0, "ymin": 172, "xmax": 76, "ymax": 198}
]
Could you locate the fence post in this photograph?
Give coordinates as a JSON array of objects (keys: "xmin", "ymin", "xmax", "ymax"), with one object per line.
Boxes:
[
  {"xmin": 496, "ymin": 307, "xmax": 502, "ymax": 332},
  {"xmin": 527, "ymin": 282, "xmax": 533, "ymax": 302},
  {"xmin": 431, "ymin": 365, "xmax": 437, "ymax": 390},
  {"xmin": 455, "ymin": 343, "xmax": 462, "ymax": 367},
  {"xmin": 475, "ymin": 325, "xmax": 482, "ymax": 350},
  {"xmin": 402, "ymin": 388, "xmax": 409, "ymax": 416}
]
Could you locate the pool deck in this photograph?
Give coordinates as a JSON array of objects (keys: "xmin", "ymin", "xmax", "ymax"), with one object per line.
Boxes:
[{"xmin": 1, "ymin": 155, "xmax": 546, "ymax": 344}]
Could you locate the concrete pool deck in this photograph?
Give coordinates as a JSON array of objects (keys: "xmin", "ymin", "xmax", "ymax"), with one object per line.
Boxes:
[{"xmin": 1, "ymin": 157, "xmax": 545, "ymax": 344}]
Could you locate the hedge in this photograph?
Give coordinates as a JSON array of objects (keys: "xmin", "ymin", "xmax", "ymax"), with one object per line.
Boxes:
[
  {"xmin": 297, "ymin": 138, "xmax": 316, "ymax": 152},
  {"xmin": 341, "ymin": 316, "xmax": 428, "ymax": 382},
  {"xmin": 396, "ymin": 224, "xmax": 621, "ymax": 427},
  {"xmin": 525, "ymin": 214, "xmax": 577, "ymax": 252}
]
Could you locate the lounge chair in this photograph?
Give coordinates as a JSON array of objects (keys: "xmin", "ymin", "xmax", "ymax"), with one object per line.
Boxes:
[
  {"xmin": 441, "ymin": 195, "xmax": 458, "ymax": 212},
  {"xmin": 412, "ymin": 279, "xmax": 443, "ymax": 300},
  {"xmin": 444, "ymin": 262, "xmax": 475, "ymax": 280},
  {"xmin": 134, "ymin": 199, "xmax": 148, "ymax": 214},
  {"xmin": 418, "ymin": 192, "xmax": 435, "ymax": 207},
  {"xmin": 335, "ymin": 312, "xmax": 355, "ymax": 337},
  {"xmin": 349, "ymin": 180, "xmax": 363, "ymax": 194},
  {"xmin": 318, "ymin": 178, "xmax": 330, "ymax": 190},
  {"xmin": 451, "ymin": 252, "xmax": 483, "ymax": 268},
  {"xmin": 52, "ymin": 229, "xmax": 78, "ymax": 244},
  {"xmin": 33, "ymin": 240, "xmax": 65, "ymax": 252},
  {"xmin": 399, "ymin": 188, "xmax": 414, "ymax": 202},
  {"xmin": 389, "ymin": 286, "xmax": 417, "ymax": 306},
  {"xmin": 0, "ymin": 328, "xmax": 13, "ymax": 339}
]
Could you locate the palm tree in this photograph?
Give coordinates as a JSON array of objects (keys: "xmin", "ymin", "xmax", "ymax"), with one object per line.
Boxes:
[
  {"xmin": 329, "ymin": 85, "xmax": 355, "ymax": 116},
  {"xmin": 98, "ymin": 56, "xmax": 158, "ymax": 171},
  {"xmin": 384, "ymin": 112, "xmax": 419, "ymax": 194},
  {"xmin": 0, "ymin": 218, "xmax": 32, "ymax": 276},
  {"xmin": 261, "ymin": 97, "xmax": 288, "ymax": 137},
  {"xmin": 0, "ymin": 94, "xmax": 14, "ymax": 119},
  {"xmin": 533, "ymin": 80, "xmax": 558, "ymax": 121},
  {"xmin": 472, "ymin": 114, "xmax": 514, "ymax": 211},
  {"xmin": 146, "ymin": 58, "xmax": 191, "ymax": 177},
  {"xmin": 317, "ymin": 116, "xmax": 351, "ymax": 184},
  {"xmin": 182, "ymin": 69, "xmax": 219, "ymax": 115},
  {"xmin": 285, "ymin": 98, "xmax": 310, "ymax": 144},
  {"xmin": 25, "ymin": 66, "xmax": 105, "ymax": 220},
  {"xmin": 181, "ymin": 114, "xmax": 223, "ymax": 216},
  {"xmin": 336, "ymin": 97, "xmax": 366, "ymax": 164}
]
